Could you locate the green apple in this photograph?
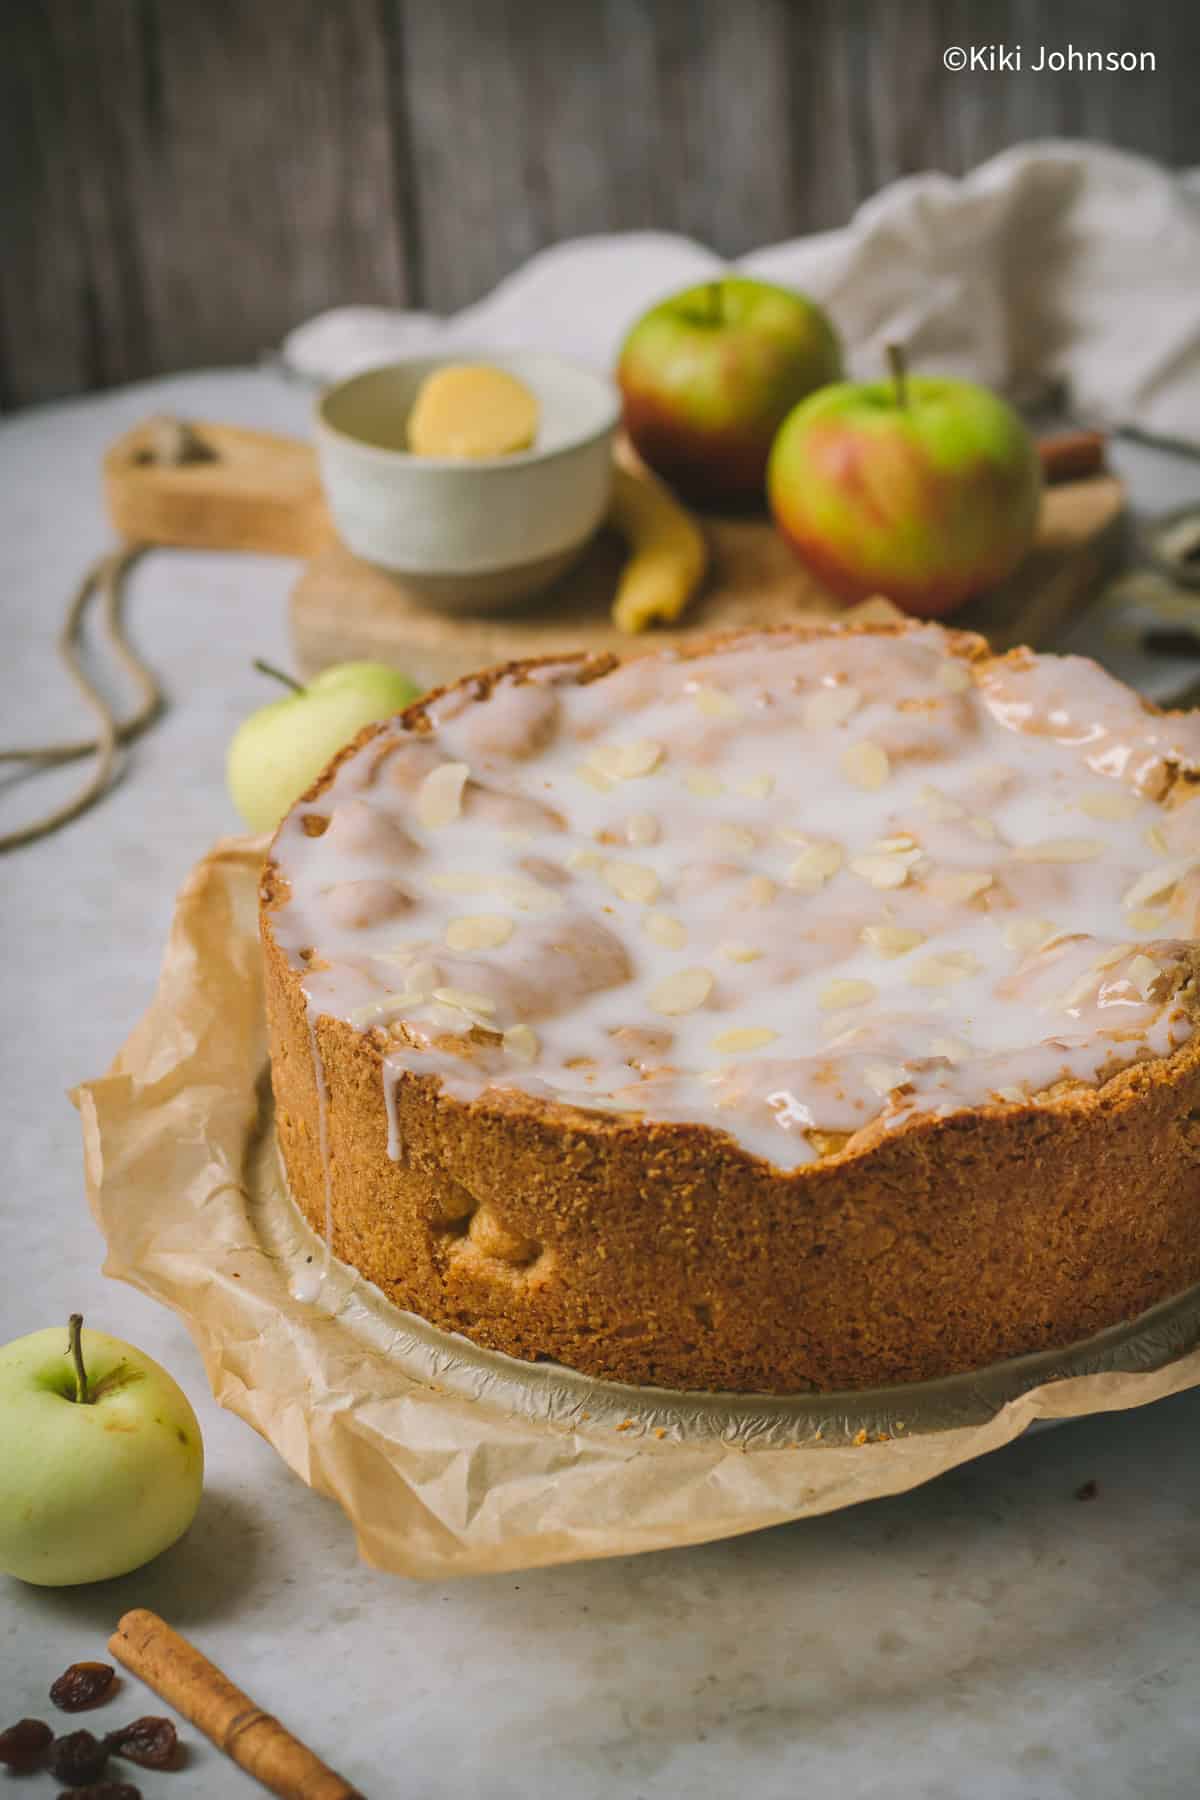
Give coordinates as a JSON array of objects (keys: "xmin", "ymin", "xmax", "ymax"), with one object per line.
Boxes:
[
  {"xmin": 228, "ymin": 659, "xmax": 421, "ymax": 834},
  {"xmin": 0, "ymin": 1316, "xmax": 204, "ymax": 1586},
  {"xmin": 617, "ymin": 276, "xmax": 842, "ymax": 509},
  {"xmin": 767, "ymin": 346, "xmax": 1042, "ymax": 618}
]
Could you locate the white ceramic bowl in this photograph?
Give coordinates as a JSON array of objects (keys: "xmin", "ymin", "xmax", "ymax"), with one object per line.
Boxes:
[{"xmin": 314, "ymin": 351, "xmax": 620, "ymax": 611}]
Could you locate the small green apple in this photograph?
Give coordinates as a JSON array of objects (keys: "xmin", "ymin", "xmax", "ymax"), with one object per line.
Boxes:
[
  {"xmin": 768, "ymin": 345, "xmax": 1042, "ymax": 617},
  {"xmin": 227, "ymin": 660, "xmax": 422, "ymax": 834},
  {"xmin": 0, "ymin": 1316, "xmax": 204, "ymax": 1587},
  {"xmin": 617, "ymin": 275, "xmax": 842, "ymax": 508}
]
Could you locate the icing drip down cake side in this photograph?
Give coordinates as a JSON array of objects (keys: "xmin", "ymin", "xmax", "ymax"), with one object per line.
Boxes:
[{"xmin": 261, "ymin": 623, "xmax": 1200, "ymax": 1394}]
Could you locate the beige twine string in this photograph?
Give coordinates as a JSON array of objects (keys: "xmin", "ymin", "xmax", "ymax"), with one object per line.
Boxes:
[{"xmin": 0, "ymin": 542, "xmax": 161, "ymax": 852}]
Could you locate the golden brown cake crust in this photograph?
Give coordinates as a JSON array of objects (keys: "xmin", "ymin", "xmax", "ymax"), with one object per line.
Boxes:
[{"xmin": 261, "ymin": 625, "xmax": 1200, "ymax": 1394}]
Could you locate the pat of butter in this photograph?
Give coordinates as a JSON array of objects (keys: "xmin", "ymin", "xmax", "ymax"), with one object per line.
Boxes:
[{"xmin": 407, "ymin": 364, "xmax": 539, "ymax": 458}]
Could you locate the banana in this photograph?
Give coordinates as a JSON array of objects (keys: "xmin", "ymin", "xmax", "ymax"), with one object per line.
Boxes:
[{"xmin": 608, "ymin": 457, "xmax": 707, "ymax": 634}]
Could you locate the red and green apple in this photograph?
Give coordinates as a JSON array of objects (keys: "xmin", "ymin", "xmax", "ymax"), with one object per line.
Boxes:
[
  {"xmin": 617, "ymin": 277, "xmax": 842, "ymax": 509},
  {"xmin": 767, "ymin": 347, "xmax": 1042, "ymax": 618}
]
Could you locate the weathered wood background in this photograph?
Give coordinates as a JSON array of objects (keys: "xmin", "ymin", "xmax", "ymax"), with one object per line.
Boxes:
[{"xmin": 3, "ymin": 0, "xmax": 1197, "ymax": 410}]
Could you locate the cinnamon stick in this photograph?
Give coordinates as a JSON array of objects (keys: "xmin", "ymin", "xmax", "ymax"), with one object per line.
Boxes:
[
  {"xmin": 1037, "ymin": 429, "xmax": 1107, "ymax": 484},
  {"xmin": 108, "ymin": 1609, "xmax": 363, "ymax": 1800}
]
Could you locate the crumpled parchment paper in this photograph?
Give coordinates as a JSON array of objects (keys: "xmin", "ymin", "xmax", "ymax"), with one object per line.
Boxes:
[{"xmin": 74, "ymin": 838, "xmax": 1200, "ymax": 1579}]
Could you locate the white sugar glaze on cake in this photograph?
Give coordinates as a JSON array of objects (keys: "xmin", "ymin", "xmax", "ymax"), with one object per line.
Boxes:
[{"xmin": 268, "ymin": 627, "xmax": 1200, "ymax": 1173}]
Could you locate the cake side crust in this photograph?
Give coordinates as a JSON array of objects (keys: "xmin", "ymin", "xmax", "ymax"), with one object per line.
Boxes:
[{"xmin": 264, "ymin": 906, "xmax": 1200, "ymax": 1392}]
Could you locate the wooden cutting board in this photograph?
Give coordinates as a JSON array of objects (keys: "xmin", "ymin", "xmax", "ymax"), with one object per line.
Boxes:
[
  {"xmin": 99, "ymin": 413, "xmax": 1125, "ymax": 690},
  {"xmin": 289, "ymin": 472, "xmax": 1125, "ymax": 689}
]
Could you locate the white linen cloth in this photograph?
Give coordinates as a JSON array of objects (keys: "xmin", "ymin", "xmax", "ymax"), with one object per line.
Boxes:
[{"xmin": 284, "ymin": 141, "xmax": 1200, "ymax": 447}]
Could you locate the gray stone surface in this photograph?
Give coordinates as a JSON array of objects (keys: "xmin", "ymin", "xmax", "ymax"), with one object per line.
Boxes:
[{"xmin": 2, "ymin": 371, "xmax": 1199, "ymax": 1798}]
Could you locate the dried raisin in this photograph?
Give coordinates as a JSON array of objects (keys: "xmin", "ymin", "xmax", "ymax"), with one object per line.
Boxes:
[
  {"xmin": 51, "ymin": 1662, "xmax": 117, "ymax": 1712},
  {"xmin": 106, "ymin": 1714, "xmax": 178, "ymax": 1770},
  {"xmin": 50, "ymin": 1728, "xmax": 109, "ymax": 1785},
  {"xmin": 0, "ymin": 1716, "xmax": 53, "ymax": 1770},
  {"xmin": 57, "ymin": 1785, "xmax": 142, "ymax": 1800}
]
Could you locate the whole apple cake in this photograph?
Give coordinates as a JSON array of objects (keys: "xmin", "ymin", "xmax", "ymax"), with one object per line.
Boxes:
[{"xmin": 261, "ymin": 623, "xmax": 1200, "ymax": 1394}]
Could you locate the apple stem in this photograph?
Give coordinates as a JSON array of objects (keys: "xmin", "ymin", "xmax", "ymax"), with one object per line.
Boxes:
[
  {"xmin": 253, "ymin": 658, "xmax": 304, "ymax": 693},
  {"xmin": 886, "ymin": 342, "xmax": 909, "ymax": 411},
  {"xmin": 706, "ymin": 281, "xmax": 723, "ymax": 327},
  {"xmin": 67, "ymin": 1313, "xmax": 90, "ymax": 1405}
]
